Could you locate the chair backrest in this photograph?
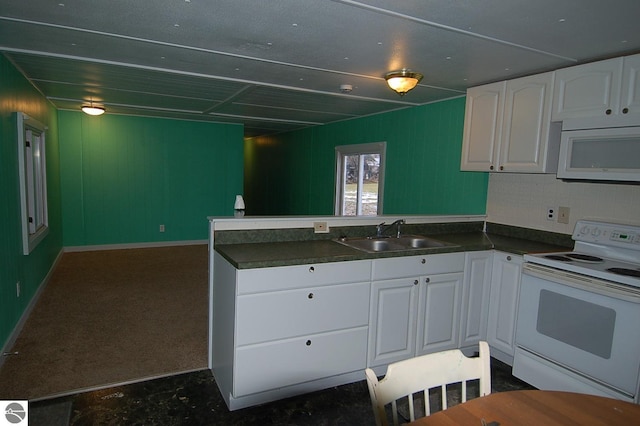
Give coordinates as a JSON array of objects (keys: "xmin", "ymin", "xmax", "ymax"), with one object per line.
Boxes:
[{"xmin": 365, "ymin": 341, "xmax": 491, "ymax": 426}]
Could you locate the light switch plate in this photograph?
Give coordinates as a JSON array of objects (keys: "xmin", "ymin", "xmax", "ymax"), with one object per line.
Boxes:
[{"xmin": 558, "ymin": 206, "xmax": 570, "ymax": 224}]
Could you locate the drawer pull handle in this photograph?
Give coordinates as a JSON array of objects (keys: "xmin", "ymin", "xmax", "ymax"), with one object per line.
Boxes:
[
  {"xmin": 309, "ymin": 266, "xmax": 315, "ymax": 273},
  {"xmin": 421, "ymin": 258, "xmax": 426, "ymax": 264},
  {"xmin": 425, "ymin": 277, "xmax": 430, "ymax": 283},
  {"xmin": 306, "ymin": 340, "xmax": 312, "ymax": 346},
  {"xmin": 622, "ymin": 107, "xmax": 629, "ymax": 114},
  {"xmin": 506, "ymin": 255, "xmax": 512, "ymax": 261},
  {"xmin": 605, "ymin": 108, "xmax": 612, "ymax": 115},
  {"xmin": 414, "ymin": 279, "xmax": 419, "ymax": 285},
  {"xmin": 308, "ymin": 293, "xmax": 314, "ymax": 299}
]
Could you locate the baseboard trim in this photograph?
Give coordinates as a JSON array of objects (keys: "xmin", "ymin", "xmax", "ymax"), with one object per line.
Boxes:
[
  {"xmin": 0, "ymin": 248, "xmax": 64, "ymax": 370},
  {"xmin": 29, "ymin": 367, "xmax": 210, "ymax": 402},
  {"xmin": 64, "ymin": 240, "xmax": 208, "ymax": 253}
]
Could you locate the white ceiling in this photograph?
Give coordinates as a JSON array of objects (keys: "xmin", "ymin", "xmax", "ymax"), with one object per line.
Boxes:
[{"xmin": 1, "ymin": 0, "xmax": 639, "ymax": 138}]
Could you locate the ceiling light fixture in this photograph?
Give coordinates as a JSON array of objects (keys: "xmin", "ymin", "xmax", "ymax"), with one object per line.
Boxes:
[
  {"xmin": 385, "ymin": 69, "xmax": 423, "ymax": 96},
  {"xmin": 81, "ymin": 102, "xmax": 105, "ymax": 116}
]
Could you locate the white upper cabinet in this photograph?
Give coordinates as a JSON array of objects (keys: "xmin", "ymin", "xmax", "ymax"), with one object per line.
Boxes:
[
  {"xmin": 461, "ymin": 73, "xmax": 559, "ymax": 173},
  {"xmin": 461, "ymin": 81, "xmax": 505, "ymax": 172},
  {"xmin": 621, "ymin": 54, "xmax": 640, "ymax": 119},
  {"xmin": 552, "ymin": 53, "xmax": 640, "ymax": 121},
  {"xmin": 500, "ymin": 72, "xmax": 559, "ymax": 173}
]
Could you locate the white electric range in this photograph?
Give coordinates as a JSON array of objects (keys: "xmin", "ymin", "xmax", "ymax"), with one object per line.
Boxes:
[
  {"xmin": 524, "ymin": 220, "xmax": 640, "ymax": 287},
  {"xmin": 513, "ymin": 220, "xmax": 640, "ymax": 403}
]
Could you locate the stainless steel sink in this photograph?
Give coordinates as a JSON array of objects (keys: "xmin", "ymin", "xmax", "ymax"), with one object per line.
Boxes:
[
  {"xmin": 334, "ymin": 234, "xmax": 456, "ymax": 253},
  {"xmin": 396, "ymin": 235, "xmax": 450, "ymax": 248}
]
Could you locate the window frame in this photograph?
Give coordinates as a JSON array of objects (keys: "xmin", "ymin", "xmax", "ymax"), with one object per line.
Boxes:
[
  {"xmin": 16, "ymin": 112, "xmax": 49, "ymax": 255},
  {"xmin": 334, "ymin": 142, "xmax": 386, "ymax": 216}
]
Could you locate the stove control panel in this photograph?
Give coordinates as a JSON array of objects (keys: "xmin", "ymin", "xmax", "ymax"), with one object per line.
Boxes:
[
  {"xmin": 610, "ymin": 231, "xmax": 639, "ymax": 244},
  {"xmin": 573, "ymin": 220, "xmax": 640, "ymax": 248}
]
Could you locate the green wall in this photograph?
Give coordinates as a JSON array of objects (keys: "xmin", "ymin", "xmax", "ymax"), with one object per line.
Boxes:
[
  {"xmin": 1, "ymin": 53, "xmax": 244, "ymax": 350},
  {"xmin": 244, "ymin": 97, "xmax": 488, "ymax": 215},
  {"xmin": 0, "ymin": 54, "xmax": 63, "ymax": 350},
  {"xmin": 58, "ymin": 112, "xmax": 244, "ymax": 246}
]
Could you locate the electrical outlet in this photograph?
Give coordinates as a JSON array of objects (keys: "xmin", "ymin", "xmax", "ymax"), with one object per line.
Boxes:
[
  {"xmin": 313, "ymin": 222, "xmax": 329, "ymax": 233},
  {"xmin": 558, "ymin": 206, "xmax": 570, "ymax": 224},
  {"xmin": 16, "ymin": 281, "xmax": 20, "ymax": 298},
  {"xmin": 546, "ymin": 206, "xmax": 557, "ymax": 221},
  {"xmin": 159, "ymin": 224, "xmax": 165, "ymax": 232}
]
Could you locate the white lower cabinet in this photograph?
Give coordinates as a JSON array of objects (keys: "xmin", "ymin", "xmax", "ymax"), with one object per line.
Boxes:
[
  {"xmin": 368, "ymin": 277, "xmax": 417, "ymax": 366},
  {"xmin": 367, "ymin": 253, "xmax": 465, "ymax": 368},
  {"xmin": 212, "ymin": 252, "xmax": 372, "ymax": 410},
  {"xmin": 234, "ymin": 327, "xmax": 368, "ymax": 396},
  {"xmin": 486, "ymin": 251, "xmax": 523, "ymax": 364},
  {"xmin": 416, "ymin": 271, "xmax": 464, "ymax": 354},
  {"xmin": 459, "ymin": 251, "xmax": 493, "ymax": 349},
  {"xmin": 212, "ymin": 248, "xmax": 523, "ymax": 409}
]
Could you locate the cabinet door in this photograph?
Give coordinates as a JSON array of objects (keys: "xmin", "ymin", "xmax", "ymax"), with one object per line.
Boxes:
[
  {"xmin": 459, "ymin": 251, "xmax": 492, "ymax": 349},
  {"xmin": 416, "ymin": 272, "xmax": 463, "ymax": 356},
  {"xmin": 621, "ymin": 54, "xmax": 640, "ymax": 119},
  {"xmin": 461, "ymin": 81, "xmax": 506, "ymax": 171},
  {"xmin": 500, "ymin": 73, "xmax": 556, "ymax": 173},
  {"xmin": 552, "ymin": 57, "xmax": 623, "ymax": 120},
  {"xmin": 487, "ymin": 252, "xmax": 523, "ymax": 363},
  {"xmin": 368, "ymin": 277, "xmax": 418, "ymax": 367}
]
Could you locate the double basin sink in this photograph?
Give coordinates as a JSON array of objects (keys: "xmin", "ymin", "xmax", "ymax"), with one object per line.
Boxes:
[{"xmin": 334, "ymin": 234, "xmax": 457, "ymax": 253}]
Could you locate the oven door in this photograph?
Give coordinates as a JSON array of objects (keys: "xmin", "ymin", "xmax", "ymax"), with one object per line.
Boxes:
[{"xmin": 515, "ymin": 263, "xmax": 640, "ymax": 398}]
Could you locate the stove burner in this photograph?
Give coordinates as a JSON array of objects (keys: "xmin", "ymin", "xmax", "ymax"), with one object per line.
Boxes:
[
  {"xmin": 607, "ymin": 268, "xmax": 640, "ymax": 278},
  {"xmin": 565, "ymin": 253, "xmax": 603, "ymax": 263},
  {"xmin": 544, "ymin": 254, "xmax": 573, "ymax": 262}
]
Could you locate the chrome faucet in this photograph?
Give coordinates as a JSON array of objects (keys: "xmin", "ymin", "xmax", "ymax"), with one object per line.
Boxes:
[{"xmin": 376, "ymin": 219, "xmax": 405, "ymax": 238}]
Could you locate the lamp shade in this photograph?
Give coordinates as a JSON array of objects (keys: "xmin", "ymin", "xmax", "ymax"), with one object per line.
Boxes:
[{"xmin": 385, "ymin": 69, "xmax": 423, "ymax": 96}]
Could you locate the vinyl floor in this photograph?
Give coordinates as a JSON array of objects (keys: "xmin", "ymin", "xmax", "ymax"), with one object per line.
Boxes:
[{"xmin": 29, "ymin": 357, "xmax": 534, "ymax": 426}]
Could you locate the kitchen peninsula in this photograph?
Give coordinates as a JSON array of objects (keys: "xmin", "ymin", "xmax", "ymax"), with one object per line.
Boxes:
[{"xmin": 208, "ymin": 215, "xmax": 570, "ymax": 410}]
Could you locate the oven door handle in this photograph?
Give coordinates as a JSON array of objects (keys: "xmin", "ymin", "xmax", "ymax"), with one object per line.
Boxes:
[{"xmin": 523, "ymin": 263, "xmax": 640, "ymax": 303}]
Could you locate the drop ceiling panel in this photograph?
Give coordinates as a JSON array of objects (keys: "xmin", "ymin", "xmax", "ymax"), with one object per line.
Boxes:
[
  {"xmin": 9, "ymin": 54, "xmax": 249, "ymax": 102},
  {"xmin": 1, "ymin": 0, "xmax": 639, "ymax": 137},
  {"xmin": 41, "ymin": 84, "xmax": 217, "ymax": 114},
  {"xmin": 348, "ymin": 0, "xmax": 640, "ymax": 60},
  {"xmin": 0, "ymin": 8, "xmax": 574, "ymax": 91}
]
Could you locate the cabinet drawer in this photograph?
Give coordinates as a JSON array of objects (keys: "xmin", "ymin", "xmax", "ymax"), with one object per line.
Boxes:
[
  {"xmin": 233, "ymin": 327, "xmax": 368, "ymax": 397},
  {"xmin": 237, "ymin": 259, "xmax": 371, "ymax": 295},
  {"xmin": 236, "ymin": 281, "xmax": 370, "ymax": 345},
  {"xmin": 372, "ymin": 252, "xmax": 464, "ymax": 280}
]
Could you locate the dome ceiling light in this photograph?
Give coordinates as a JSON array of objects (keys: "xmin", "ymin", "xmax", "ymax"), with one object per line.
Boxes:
[
  {"xmin": 81, "ymin": 101, "xmax": 105, "ymax": 116},
  {"xmin": 385, "ymin": 69, "xmax": 423, "ymax": 96}
]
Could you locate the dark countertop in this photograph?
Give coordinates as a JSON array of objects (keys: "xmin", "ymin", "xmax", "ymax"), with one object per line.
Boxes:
[{"xmin": 215, "ymin": 231, "xmax": 570, "ymax": 269}]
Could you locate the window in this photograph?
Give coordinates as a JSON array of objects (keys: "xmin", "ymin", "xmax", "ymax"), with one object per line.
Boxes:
[
  {"xmin": 335, "ymin": 142, "xmax": 385, "ymax": 216},
  {"xmin": 16, "ymin": 112, "xmax": 49, "ymax": 255}
]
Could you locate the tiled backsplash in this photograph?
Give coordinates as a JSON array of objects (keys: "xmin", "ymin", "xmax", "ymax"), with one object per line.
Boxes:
[{"xmin": 486, "ymin": 173, "xmax": 640, "ymax": 234}]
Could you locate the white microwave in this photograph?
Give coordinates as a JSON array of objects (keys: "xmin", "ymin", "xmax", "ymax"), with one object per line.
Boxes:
[{"xmin": 558, "ymin": 118, "xmax": 640, "ymax": 182}]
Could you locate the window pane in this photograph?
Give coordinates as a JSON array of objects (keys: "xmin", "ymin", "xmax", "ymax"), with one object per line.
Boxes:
[
  {"xmin": 343, "ymin": 154, "xmax": 360, "ymax": 216},
  {"xmin": 17, "ymin": 112, "xmax": 49, "ymax": 255},
  {"xmin": 361, "ymin": 154, "xmax": 379, "ymax": 216},
  {"xmin": 335, "ymin": 142, "xmax": 385, "ymax": 216},
  {"xmin": 339, "ymin": 153, "xmax": 380, "ymax": 215}
]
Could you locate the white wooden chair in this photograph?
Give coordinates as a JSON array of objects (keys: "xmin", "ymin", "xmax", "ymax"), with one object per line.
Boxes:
[{"xmin": 365, "ymin": 341, "xmax": 491, "ymax": 426}]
